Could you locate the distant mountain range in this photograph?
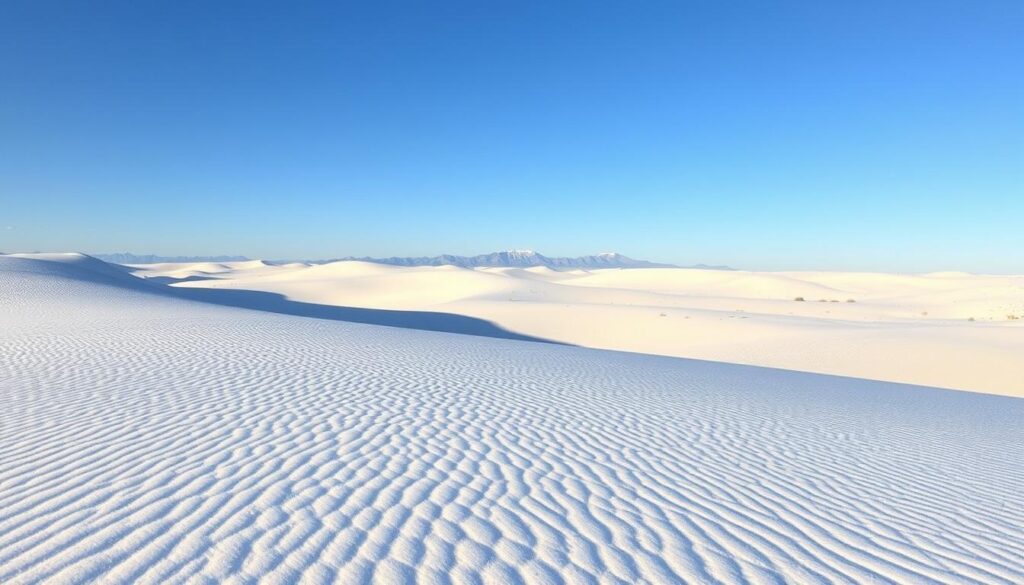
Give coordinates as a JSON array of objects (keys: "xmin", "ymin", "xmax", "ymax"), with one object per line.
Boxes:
[
  {"xmin": 94, "ymin": 253, "xmax": 250, "ymax": 264},
  {"xmin": 329, "ymin": 250, "xmax": 672, "ymax": 269},
  {"xmin": 94, "ymin": 250, "xmax": 732, "ymax": 270},
  {"xmin": 325, "ymin": 250, "xmax": 731, "ymax": 270}
]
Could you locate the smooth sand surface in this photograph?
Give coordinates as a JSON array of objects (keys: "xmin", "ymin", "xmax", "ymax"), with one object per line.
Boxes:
[
  {"xmin": 132, "ymin": 259, "xmax": 1024, "ymax": 396},
  {"xmin": 2, "ymin": 253, "xmax": 1022, "ymax": 584}
]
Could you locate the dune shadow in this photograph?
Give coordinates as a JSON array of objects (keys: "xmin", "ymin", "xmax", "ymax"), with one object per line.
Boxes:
[
  {"xmin": 144, "ymin": 275, "xmax": 221, "ymax": 285},
  {"xmin": 167, "ymin": 285, "xmax": 563, "ymax": 344}
]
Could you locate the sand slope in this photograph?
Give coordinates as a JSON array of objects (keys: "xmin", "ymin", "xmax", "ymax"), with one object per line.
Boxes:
[
  {"xmin": 1, "ymin": 254, "xmax": 1022, "ymax": 584},
  {"xmin": 133, "ymin": 260, "xmax": 1024, "ymax": 396}
]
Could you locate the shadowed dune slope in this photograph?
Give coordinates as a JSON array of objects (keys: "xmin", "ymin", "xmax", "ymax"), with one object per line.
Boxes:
[{"xmin": 2, "ymin": 254, "xmax": 552, "ymax": 343}]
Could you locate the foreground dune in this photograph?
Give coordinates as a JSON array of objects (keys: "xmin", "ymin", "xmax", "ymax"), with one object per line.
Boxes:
[
  {"xmin": 132, "ymin": 259, "xmax": 1024, "ymax": 396},
  {"xmin": 1, "ymin": 253, "xmax": 1022, "ymax": 583}
]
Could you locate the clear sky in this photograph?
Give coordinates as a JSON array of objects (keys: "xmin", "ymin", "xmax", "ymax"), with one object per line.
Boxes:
[{"xmin": 1, "ymin": 1, "xmax": 1021, "ymax": 271}]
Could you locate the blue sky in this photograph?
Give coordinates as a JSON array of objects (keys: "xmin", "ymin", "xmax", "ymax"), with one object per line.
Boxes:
[{"xmin": 1, "ymin": 1, "xmax": 1021, "ymax": 271}]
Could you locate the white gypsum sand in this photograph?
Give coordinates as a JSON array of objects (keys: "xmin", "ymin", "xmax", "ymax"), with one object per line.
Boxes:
[
  {"xmin": 130, "ymin": 258, "xmax": 1024, "ymax": 396},
  {"xmin": 1, "ymin": 253, "xmax": 1022, "ymax": 584}
]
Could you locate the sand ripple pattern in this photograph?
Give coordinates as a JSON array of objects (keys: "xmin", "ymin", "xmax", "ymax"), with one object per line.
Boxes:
[{"xmin": 1, "ymin": 256, "xmax": 1022, "ymax": 584}]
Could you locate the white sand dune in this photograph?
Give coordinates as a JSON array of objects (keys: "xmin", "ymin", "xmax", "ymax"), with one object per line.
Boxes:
[
  {"xmin": 133, "ymin": 259, "xmax": 1024, "ymax": 396},
  {"xmin": 1, "ymin": 253, "xmax": 1022, "ymax": 584}
]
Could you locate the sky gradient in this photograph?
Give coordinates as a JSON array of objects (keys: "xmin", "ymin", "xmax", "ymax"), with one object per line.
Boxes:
[{"xmin": 2, "ymin": 1, "xmax": 1022, "ymax": 271}]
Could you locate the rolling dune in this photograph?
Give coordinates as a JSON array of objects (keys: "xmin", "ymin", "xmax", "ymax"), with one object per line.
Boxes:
[
  {"xmin": 132, "ymin": 259, "xmax": 1024, "ymax": 396},
  {"xmin": 1, "ymin": 253, "xmax": 1022, "ymax": 583}
]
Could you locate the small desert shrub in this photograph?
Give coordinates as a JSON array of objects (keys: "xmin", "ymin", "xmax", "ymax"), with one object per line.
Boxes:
[
  {"xmin": 1008, "ymin": 314, "xmax": 1020, "ymax": 320},
  {"xmin": 794, "ymin": 297, "xmax": 805, "ymax": 302},
  {"xmin": 846, "ymin": 299, "xmax": 856, "ymax": 303},
  {"xmin": 968, "ymin": 317, "xmax": 975, "ymax": 322}
]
